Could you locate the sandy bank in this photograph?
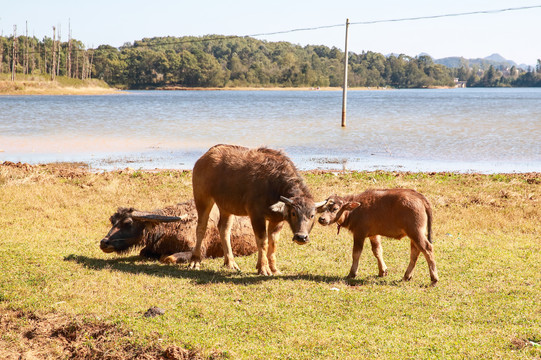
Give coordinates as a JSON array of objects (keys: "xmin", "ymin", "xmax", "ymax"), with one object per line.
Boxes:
[{"xmin": 0, "ymin": 79, "xmax": 121, "ymax": 96}]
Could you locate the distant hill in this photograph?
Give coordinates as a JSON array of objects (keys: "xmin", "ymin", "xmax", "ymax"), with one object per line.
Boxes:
[{"xmin": 433, "ymin": 53, "xmax": 525, "ymax": 70}]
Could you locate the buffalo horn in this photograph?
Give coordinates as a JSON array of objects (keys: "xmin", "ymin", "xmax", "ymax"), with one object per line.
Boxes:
[
  {"xmin": 315, "ymin": 199, "xmax": 329, "ymax": 208},
  {"xmin": 132, "ymin": 211, "xmax": 187, "ymax": 223},
  {"xmin": 279, "ymin": 196, "xmax": 294, "ymax": 205}
]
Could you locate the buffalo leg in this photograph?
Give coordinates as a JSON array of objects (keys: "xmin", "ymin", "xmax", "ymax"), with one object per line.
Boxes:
[
  {"xmin": 403, "ymin": 239, "xmax": 421, "ymax": 281},
  {"xmin": 218, "ymin": 212, "xmax": 240, "ymax": 271},
  {"xmin": 251, "ymin": 217, "xmax": 273, "ymax": 276},
  {"xmin": 347, "ymin": 234, "xmax": 366, "ymax": 278},
  {"xmin": 267, "ymin": 221, "xmax": 284, "ymax": 275},
  {"xmin": 414, "ymin": 234, "xmax": 439, "ymax": 285},
  {"xmin": 161, "ymin": 252, "xmax": 192, "ymax": 264},
  {"xmin": 369, "ymin": 235, "xmax": 388, "ymax": 277},
  {"xmin": 189, "ymin": 199, "xmax": 213, "ymax": 270}
]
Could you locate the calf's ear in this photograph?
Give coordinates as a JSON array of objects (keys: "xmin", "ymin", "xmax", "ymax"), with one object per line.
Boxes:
[
  {"xmin": 343, "ymin": 202, "xmax": 360, "ymax": 211},
  {"xmin": 270, "ymin": 201, "xmax": 287, "ymax": 216},
  {"xmin": 315, "ymin": 199, "xmax": 329, "ymax": 212}
]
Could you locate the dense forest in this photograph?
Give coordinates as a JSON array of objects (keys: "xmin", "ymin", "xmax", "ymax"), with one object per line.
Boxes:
[{"xmin": 2, "ymin": 34, "xmax": 540, "ymax": 88}]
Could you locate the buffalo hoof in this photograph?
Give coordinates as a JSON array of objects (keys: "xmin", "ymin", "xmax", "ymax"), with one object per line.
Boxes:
[
  {"xmin": 188, "ymin": 258, "xmax": 201, "ymax": 270},
  {"xmin": 257, "ymin": 265, "xmax": 274, "ymax": 276},
  {"xmin": 346, "ymin": 272, "xmax": 357, "ymax": 279},
  {"xmin": 223, "ymin": 259, "xmax": 241, "ymax": 272},
  {"xmin": 379, "ymin": 269, "xmax": 389, "ymax": 277},
  {"xmin": 161, "ymin": 252, "xmax": 191, "ymax": 264}
]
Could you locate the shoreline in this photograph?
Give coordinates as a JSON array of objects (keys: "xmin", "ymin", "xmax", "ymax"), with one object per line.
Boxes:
[
  {"xmin": 2, "ymin": 79, "xmax": 459, "ymax": 95},
  {"xmin": 2, "ymin": 161, "xmax": 539, "ymax": 178},
  {"xmin": 153, "ymin": 86, "xmax": 389, "ymax": 91}
]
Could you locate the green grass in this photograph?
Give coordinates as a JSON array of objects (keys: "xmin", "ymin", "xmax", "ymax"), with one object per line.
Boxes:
[{"xmin": 0, "ymin": 164, "xmax": 539, "ymax": 359}]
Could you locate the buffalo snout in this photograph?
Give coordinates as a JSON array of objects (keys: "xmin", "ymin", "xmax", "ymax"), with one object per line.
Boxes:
[
  {"xmin": 293, "ymin": 233, "xmax": 309, "ymax": 245},
  {"xmin": 100, "ymin": 238, "xmax": 115, "ymax": 253},
  {"xmin": 318, "ymin": 216, "xmax": 330, "ymax": 225}
]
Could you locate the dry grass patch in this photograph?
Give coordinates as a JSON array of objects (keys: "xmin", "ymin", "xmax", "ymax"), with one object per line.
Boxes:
[
  {"xmin": 1, "ymin": 162, "xmax": 540, "ymax": 359},
  {"xmin": 0, "ymin": 75, "xmax": 119, "ymax": 95}
]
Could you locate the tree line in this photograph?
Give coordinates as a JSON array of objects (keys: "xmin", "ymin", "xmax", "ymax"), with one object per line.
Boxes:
[{"xmin": 2, "ymin": 34, "xmax": 540, "ymax": 88}]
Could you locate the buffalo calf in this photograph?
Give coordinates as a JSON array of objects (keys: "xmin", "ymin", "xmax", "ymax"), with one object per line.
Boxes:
[{"xmin": 318, "ymin": 189, "xmax": 438, "ymax": 285}]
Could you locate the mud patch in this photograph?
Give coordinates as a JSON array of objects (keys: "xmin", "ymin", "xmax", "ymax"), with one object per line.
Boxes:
[{"xmin": 0, "ymin": 308, "xmax": 223, "ymax": 359}]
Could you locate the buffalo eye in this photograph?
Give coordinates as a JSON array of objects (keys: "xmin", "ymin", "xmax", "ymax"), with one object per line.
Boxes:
[{"xmin": 291, "ymin": 210, "xmax": 297, "ymax": 218}]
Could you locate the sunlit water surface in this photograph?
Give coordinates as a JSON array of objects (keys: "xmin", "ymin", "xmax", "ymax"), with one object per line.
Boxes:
[{"xmin": 1, "ymin": 88, "xmax": 540, "ymax": 173}]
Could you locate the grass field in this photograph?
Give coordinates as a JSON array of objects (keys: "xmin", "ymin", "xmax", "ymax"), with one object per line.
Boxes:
[{"xmin": 0, "ymin": 162, "xmax": 539, "ymax": 359}]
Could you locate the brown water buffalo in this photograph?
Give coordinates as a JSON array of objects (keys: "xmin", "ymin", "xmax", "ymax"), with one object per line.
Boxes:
[
  {"xmin": 99, "ymin": 200, "xmax": 256, "ymax": 263},
  {"xmin": 190, "ymin": 144, "xmax": 326, "ymax": 275},
  {"xmin": 318, "ymin": 189, "xmax": 438, "ymax": 285}
]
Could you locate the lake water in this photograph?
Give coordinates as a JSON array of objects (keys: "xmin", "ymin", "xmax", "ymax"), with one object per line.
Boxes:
[{"xmin": 1, "ymin": 88, "xmax": 540, "ymax": 173}]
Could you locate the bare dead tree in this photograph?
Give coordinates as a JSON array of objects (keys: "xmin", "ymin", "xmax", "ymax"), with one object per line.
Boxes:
[
  {"xmin": 11, "ymin": 25, "xmax": 17, "ymax": 81},
  {"xmin": 88, "ymin": 49, "xmax": 94, "ymax": 79},
  {"xmin": 67, "ymin": 20, "xmax": 72, "ymax": 78},
  {"xmin": 51, "ymin": 26, "xmax": 56, "ymax": 81},
  {"xmin": 30, "ymin": 33, "xmax": 36, "ymax": 74},
  {"xmin": 75, "ymin": 49, "xmax": 79, "ymax": 79},
  {"xmin": 0, "ymin": 37, "xmax": 4, "ymax": 74},
  {"xmin": 56, "ymin": 24, "xmax": 61, "ymax": 77}
]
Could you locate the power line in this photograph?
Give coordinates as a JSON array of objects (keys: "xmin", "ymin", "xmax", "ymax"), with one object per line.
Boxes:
[
  {"xmin": 5, "ymin": 4, "xmax": 541, "ymax": 52},
  {"xmin": 248, "ymin": 5, "xmax": 541, "ymax": 37},
  {"xmin": 127, "ymin": 5, "xmax": 541, "ymax": 49},
  {"xmin": 350, "ymin": 5, "xmax": 541, "ymax": 26}
]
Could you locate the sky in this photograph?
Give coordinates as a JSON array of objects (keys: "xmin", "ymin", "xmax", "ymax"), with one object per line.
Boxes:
[{"xmin": 2, "ymin": 0, "xmax": 541, "ymax": 66}]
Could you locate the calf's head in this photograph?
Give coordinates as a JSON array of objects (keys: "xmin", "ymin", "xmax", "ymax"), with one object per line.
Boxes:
[
  {"xmin": 270, "ymin": 196, "xmax": 327, "ymax": 245},
  {"xmin": 99, "ymin": 207, "xmax": 184, "ymax": 254},
  {"xmin": 318, "ymin": 195, "xmax": 360, "ymax": 226}
]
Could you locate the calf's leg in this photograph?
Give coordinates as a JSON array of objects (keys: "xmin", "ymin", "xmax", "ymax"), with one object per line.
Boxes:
[
  {"xmin": 218, "ymin": 212, "xmax": 240, "ymax": 271},
  {"xmin": 403, "ymin": 239, "xmax": 420, "ymax": 281},
  {"xmin": 416, "ymin": 236, "xmax": 439, "ymax": 285},
  {"xmin": 369, "ymin": 235, "xmax": 388, "ymax": 277},
  {"xmin": 405, "ymin": 234, "xmax": 439, "ymax": 285},
  {"xmin": 348, "ymin": 234, "xmax": 366, "ymax": 278}
]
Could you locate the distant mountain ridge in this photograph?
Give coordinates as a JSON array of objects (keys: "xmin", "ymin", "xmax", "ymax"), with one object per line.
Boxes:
[{"xmin": 432, "ymin": 53, "xmax": 531, "ymax": 70}]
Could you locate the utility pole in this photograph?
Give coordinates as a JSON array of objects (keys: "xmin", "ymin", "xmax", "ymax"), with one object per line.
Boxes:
[{"xmin": 341, "ymin": 18, "xmax": 350, "ymax": 128}]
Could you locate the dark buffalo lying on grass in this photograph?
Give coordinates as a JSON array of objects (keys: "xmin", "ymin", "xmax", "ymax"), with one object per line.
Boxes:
[
  {"xmin": 190, "ymin": 144, "xmax": 327, "ymax": 275},
  {"xmin": 99, "ymin": 200, "xmax": 256, "ymax": 263},
  {"xmin": 318, "ymin": 189, "xmax": 438, "ymax": 285}
]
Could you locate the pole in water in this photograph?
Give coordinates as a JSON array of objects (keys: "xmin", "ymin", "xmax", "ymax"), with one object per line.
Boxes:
[{"xmin": 341, "ymin": 18, "xmax": 349, "ymax": 127}]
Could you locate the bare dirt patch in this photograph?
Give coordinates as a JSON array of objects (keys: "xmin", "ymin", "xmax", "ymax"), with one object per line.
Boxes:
[{"xmin": 0, "ymin": 308, "xmax": 220, "ymax": 359}]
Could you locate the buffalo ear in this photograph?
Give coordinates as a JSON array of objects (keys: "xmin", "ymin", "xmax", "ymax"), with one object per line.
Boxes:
[
  {"xmin": 343, "ymin": 202, "xmax": 360, "ymax": 211},
  {"xmin": 269, "ymin": 201, "xmax": 287, "ymax": 216}
]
